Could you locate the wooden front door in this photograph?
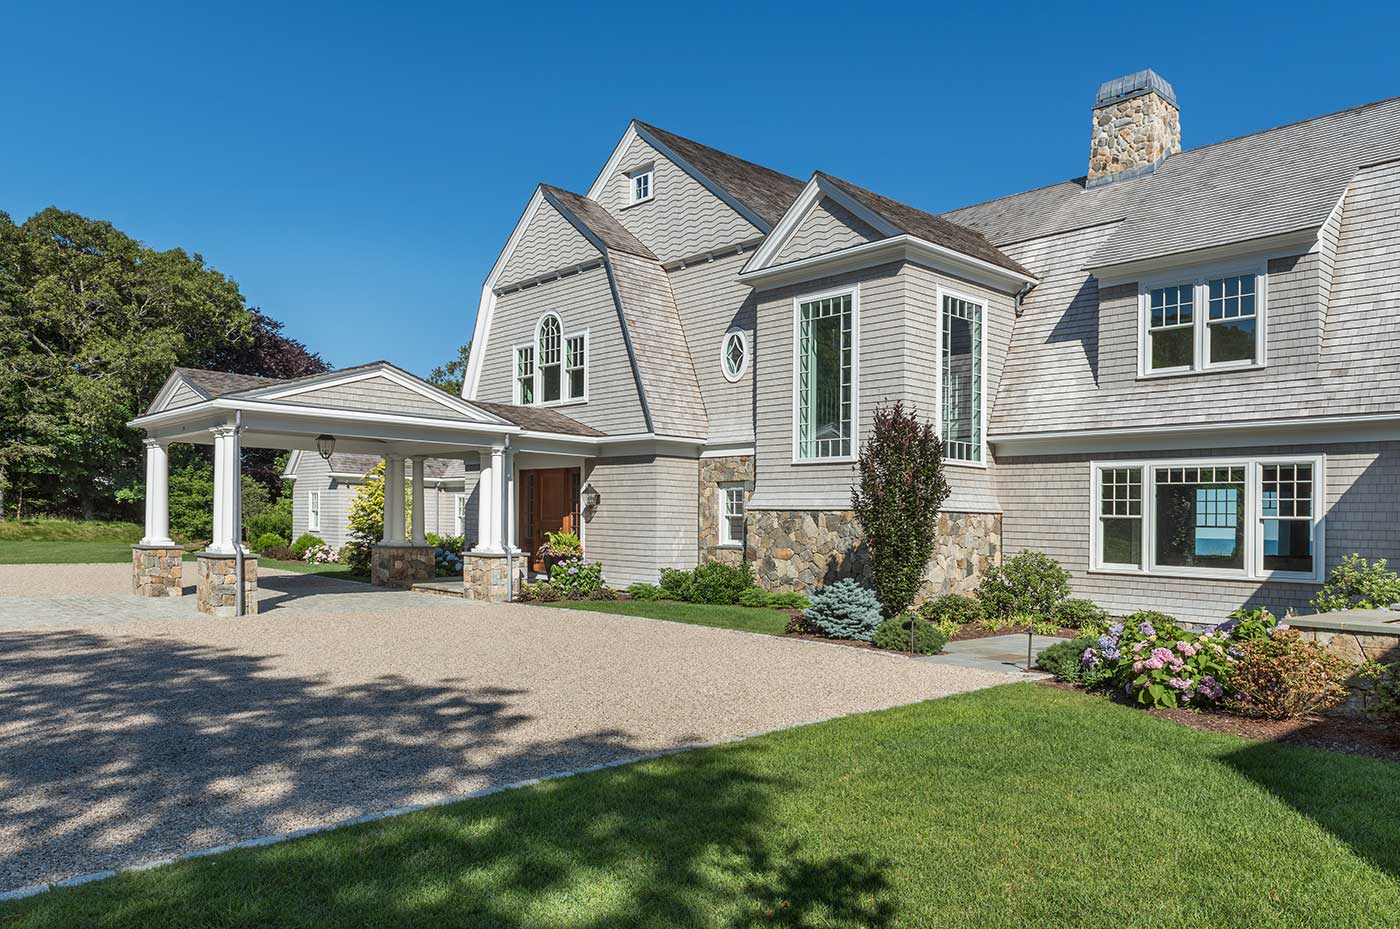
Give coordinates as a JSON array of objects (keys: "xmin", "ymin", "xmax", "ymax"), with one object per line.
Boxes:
[{"xmin": 519, "ymin": 467, "xmax": 580, "ymax": 571}]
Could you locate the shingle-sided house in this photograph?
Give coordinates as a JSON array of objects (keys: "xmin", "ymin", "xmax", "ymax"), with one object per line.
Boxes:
[
  {"xmin": 131, "ymin": 71, "xmax": 1399, "ymax": 620},
  {"xmin": 454, "ymin": 70, "xmax": 1400, "ymax": 623}
]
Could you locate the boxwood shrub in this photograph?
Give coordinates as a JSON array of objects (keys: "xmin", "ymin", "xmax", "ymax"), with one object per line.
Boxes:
[
  {"xmin": 975, "ymin": 551, "xmax": 1070, "ymax": 619},
  {"xmin": 872, "ymin": 616, "xmax": 947, "ymax": 655},
  {"xmin": 919, "ymin": 594, "xmax": 984, "ymax": 625}
]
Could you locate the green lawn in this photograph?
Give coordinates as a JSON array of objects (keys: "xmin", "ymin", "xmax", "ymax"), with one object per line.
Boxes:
[
  {"xmin": 540, "ymin": 598, "xmax": 791, "ymax": 635},
  {"xmin": 0, "ymin": 540, "xmax": 170, "ymax": 564},
  {"xmin": 0, "ymin": 518, "xmax": 142, "ymax": 543},
  {"xmin": 258, "ymin": 557, "xmax": 369, "ymax": 583},
  {"xmin": 6, "ymin": 685, "xmax": 1397, "ymax": 928}
]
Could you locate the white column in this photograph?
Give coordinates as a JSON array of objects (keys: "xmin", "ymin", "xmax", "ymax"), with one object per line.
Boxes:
[
  {"xmin": 380, "ymin": 454, "xmax": 400, "ymax": 544},
  {"xmin": 489, "ymin": 446, "xmax": 506, "ymax": 554},
  {"xmin": 141, "ymin": 439, "xmax": 173, "ymax": 546},
  {"xmin": 208, "ymin": 426, "xmax": 239, "ymax": 555},
  {"xmin": 476, "ymin": 449, "xmax": 499, "ymax": 553},
  {"xmin": 410, "ymin": 457, "xmax": 427, "ymax": 545}
]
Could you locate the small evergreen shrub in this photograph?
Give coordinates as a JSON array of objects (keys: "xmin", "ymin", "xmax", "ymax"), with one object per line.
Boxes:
[
  {"xmin": 688, "ymin": 561, "xmax": 754, "ymax": 604},
  {"xmin": 872, "ymin": 616, "xmax": 947, "ymax": 655},
  {"xmin": 589, "ymin": 586, "xmax": 620, "ymax": 601},
  {"xmin": 1227, "ymin": 630, "xmax": 1350, "ymax": 719},
  {"xmin": 627, "ymin": 582, "xmax": 663, "ymax": 601},
  {"xmin": 737, "ymin": 586, "xmax": 770, "ymax": 607},
  {"xmin": 658, "ymin": 568, "xmax": 693, "ymax": 602},
  {"xmin": 1359, "ymin": 661, "xmax": 1400, "ymax": 722},
  {"xmin": 918, "ymin": 594, "xmax": 984, "ymax": 625},
  {"xmin": 292, "ymin": 533, "xmax": 326, "ymax": 560},
  {"xmin": 252, "ymin": 532, "xmax": 289, "ymax": 554},
  {"xmin": 785, "ymin": 612, "xmax": 824, "ymax": 635},
  {"xmin": 1037, "ymin": 636, "xmax": 1096, "ymax": 682},
  {"xmin": 764, "ymin": 591, "xmax": 811, "ymax": 610},
  {"xmin": 1311, "ymin": 554, "xmax": 1400, "ymax": 612},
  {"xmin": 932, "ymin": 617, "xmax": 960, "ymax": 641},
  {"xmin": 1053, "ymin": 598, "xmax": 1108, "ymax": 629},
  {"xmin": 259, "ymin": 545, "xmax": 296, "ymax": 562},
  {"xmin": 516, "ymin": 580, "xmax": 560, "ymax": 603},
  {"xmin": 339, "ymin": 541, "xmax": 370, "ymax": 576},
  {"xmin": 975, "ymin": 551, "xmax": 1071, "ymax": 619},
  {"xmin": 803, "ymin": 579, "xmax": 884, "ymax": 641}
]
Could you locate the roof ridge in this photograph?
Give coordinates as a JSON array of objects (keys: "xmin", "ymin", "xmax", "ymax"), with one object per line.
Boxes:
[{"xmin": 633, "ymin": 120, "xmax": 802, "ymax": 185}]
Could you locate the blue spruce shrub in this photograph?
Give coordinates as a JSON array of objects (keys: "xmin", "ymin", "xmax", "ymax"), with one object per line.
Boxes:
[{"xmin": 804, "ymin": 579, "xmax": 884, "ymax": 641}]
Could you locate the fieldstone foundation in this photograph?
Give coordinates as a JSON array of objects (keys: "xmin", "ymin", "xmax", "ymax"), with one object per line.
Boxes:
[
  {"xmin": 132, "ymin": 544, "xmax": 185, "ymax": 597},
  {"xmin": 463, "ymin": 552, "xmax": 527, "ymax": 601},
  {"xmin": 1288, "ymin": 614, "xmax": 1400, "ymax": 719},
  {"xmin": 195, "ymin": 553, "xmax": 258, "ymax": 617},
  {"xmin": 698, "ymin": 455, "xmax": 754, "ymax": 566},
  {"xmin": 748, "ymin": 509, "xmax": 1001, "ymax": 601},
  {"xmin": 370, "ymin": 544, "xmax": 436, "ymax": 588}
]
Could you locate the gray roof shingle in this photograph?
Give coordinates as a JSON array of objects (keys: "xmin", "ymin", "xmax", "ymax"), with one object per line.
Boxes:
[
  {"xmin": 173, "ymin": 368, "xmax": 285, "ymax": 397},
  {"xmin": 816, "ymin": 173, "xmax": 1033, "ymax": 278},
  {"xmin": 468, "ymin": 400, "xmax": 607, "ymax": 437},
  {"xmin": 636, "ymin": 121, "xmax": 806, "ymax": 229},
  {"xmin": 542, "ymin": 186, "xmax": 656, "ymax": 260}
]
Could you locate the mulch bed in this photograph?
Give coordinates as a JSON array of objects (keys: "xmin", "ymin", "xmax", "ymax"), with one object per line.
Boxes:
[{"xmin": 1041, "ymin": 680, "xmax": 1400, "ymax": 764}]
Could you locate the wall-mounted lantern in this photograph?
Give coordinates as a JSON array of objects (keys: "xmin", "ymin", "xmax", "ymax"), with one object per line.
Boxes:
[{"xmin": 316, "ymin": 434, "xmax": 336, "ymax": 461}]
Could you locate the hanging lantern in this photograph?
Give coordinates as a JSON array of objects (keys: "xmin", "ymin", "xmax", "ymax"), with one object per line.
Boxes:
[{"xmin": 316, "ymin": 434, "xmax": 336, "ymax": 461}]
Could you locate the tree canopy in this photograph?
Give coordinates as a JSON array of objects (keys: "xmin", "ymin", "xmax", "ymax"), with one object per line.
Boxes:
[
  {"xmin": 0, "ymin": 207, "xmax": 327, "ymax": 519},
  {"xmin": 427, "ymin": 340, "xmax": 471, "ymax": 396}
]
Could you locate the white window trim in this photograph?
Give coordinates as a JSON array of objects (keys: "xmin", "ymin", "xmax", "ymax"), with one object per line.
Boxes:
[
  {"xmin": 720, "ymin": 329, "xmax": 749, "ymax": 383},
  {"xmin": 454, "ymin": 493, "xmax": 467, "ymax": 537},
  {"xmin": 935, "ymin": 285, "xmax": 989, "ymax": 470},
  {"xmin": 719, "ymin": 481, "xmax": 747, "ymax": 548},
  {"xmin": 1137, "ymin": 260, "xmax": 1268, "ymax": 379},
  {"xmin": 516, "ymin": 315, "xmax": 589, "ymax": 408},
  {"xmin": 627, "ymin": 166, "xmax": 655, "ymax": 206},
  {"xmin": 308, "ymin": 490, "xmax": 321, "ymax": 532},
  {"xmin": 790, "ymin": 283, "xmax": 860, "ymax": 465},
  {"xmin": 1087, "ymin": 454, "xmax": 1325, "ymax": 585}
]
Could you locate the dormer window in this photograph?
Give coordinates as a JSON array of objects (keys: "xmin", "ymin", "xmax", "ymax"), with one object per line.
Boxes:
[
  {"xmin": 628, "ymin": 167, "xmax": 654, "ymax": 205},
  {"xmin": 1139, "ymin": 265, "xmax": 1265, "ymax": 377}
]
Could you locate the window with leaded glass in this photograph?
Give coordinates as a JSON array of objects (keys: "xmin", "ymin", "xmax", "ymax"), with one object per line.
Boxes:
[
  {"xmin": 1098, "ymin": 467, "xmax": 1142, "ymax": 566},
  {"xmin": 515, "ymin": 346, "xmax": 535, "ymax": 404},
  {"xmin": 1153, "ymin": 465, "xmax": 1246, "ymax": 571},
  {"xmin": 1261, "ymin": 463, "xmax": 1313, "ymax": 574},
  {"xmin": 722, "ymin": 330, "xmax": 748, "ymax": 382},
  {"xmin": 942, "ymin": 294, "xmax": 983, "ymax": 463},
  {"xmin": 796, "ymin": 292, "xmax": 854, "ymax": 460},
  {"xmin": 538, "ymin": 315, "xmax": 562, "ymax": 403},
  {"xmin": 565, "ymin": 334, "xmax": 586, "ymax": 400}
]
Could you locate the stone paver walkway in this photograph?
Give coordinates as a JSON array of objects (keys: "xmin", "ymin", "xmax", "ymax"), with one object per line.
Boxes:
[{"xmin": 921, "ymin": 633, "xmax": 1063, "ymax": 675}]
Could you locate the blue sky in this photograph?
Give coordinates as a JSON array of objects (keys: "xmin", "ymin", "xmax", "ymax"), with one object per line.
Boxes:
[{"xmin": 4, "ymin": 1, "xmax": 1397, "ymax": 378}]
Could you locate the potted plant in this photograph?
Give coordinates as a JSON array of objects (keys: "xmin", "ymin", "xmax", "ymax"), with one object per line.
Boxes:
[{"xmin": 537, "ymin": 529, "xmax": 582, "ymax": 575}]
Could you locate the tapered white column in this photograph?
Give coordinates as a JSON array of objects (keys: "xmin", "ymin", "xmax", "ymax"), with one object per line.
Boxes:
[
  {"xmin": 382, "ymin": 454, "xmax": 406, "ymax": 544},
  {"xmin": 475, "ymin": 449, "xmax": 499, "ymax": 553},
  {"xmin": 489, "ymin": 446, "xmax": 506, "ymax": 553},
  {"xmin": 208, "ymin": 426, "xmax": 239, "ymax": 555},
  {"xmin": 141, "ymin": 439, "xmax": 173, "ymax": 546},
  {"xmin": 410, "ymin": 457, "xmax": 427, "ymax": 545}
]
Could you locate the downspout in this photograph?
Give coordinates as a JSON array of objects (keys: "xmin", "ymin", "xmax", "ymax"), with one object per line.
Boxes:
[
  {"xmin": 233, "ymin": 410, "xmax": 245, "ymax": 618},
  {"xmin": 1014, "ymin": 280, "xmax": 1034, "ymax": 318}
]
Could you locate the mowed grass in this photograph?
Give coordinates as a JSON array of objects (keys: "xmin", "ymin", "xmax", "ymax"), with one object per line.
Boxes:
[
  {"xmin": 0, "ymin": 518, "xmax": 143, "ymax": 543},
  {"xmin": 258, "ymin": 558, "xmax": 369, "ymax": 583},
  {"xmin": 6, "ymin": 685, "xmax": 1398, "ymax": 928},
  {"xmin": 540, "ymin": 598, "xmax": 791, "ymax": 635},
  {"xmin": 0, "ymin": 541, "xmax": 170, "ymax": 564}
]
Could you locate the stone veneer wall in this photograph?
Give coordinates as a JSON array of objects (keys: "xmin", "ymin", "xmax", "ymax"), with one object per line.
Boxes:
[
  {"xmin": 1088, "ymin": 91, "xmax": 1180, "ymax": 182},
  {"xmin": 1291, "ymin": 619, "xmax": 1400, "ymax": 719},
  {"xmin": 195, "ymin": 553, "xmax": 258, "ymax": 617},
  {"xmin": 370, "ymin": 544, "xmax": 436, "ymax": 588},
  {"xmin": 748, "ymin": 509, "xmax": 1001, "ymax": 600},
  {"xmin": 698, "ymin": 455, "xmax": 754, "ymax": 566},
  {"xmin": 463, "ymin": 553, "xmax": 528, "ymax": 601},
  {"xmin": 132, "ymin": 545, "xmax": 185, "ymax": 597}
]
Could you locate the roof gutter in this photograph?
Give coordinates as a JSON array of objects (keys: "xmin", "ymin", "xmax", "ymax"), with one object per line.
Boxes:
[{"xmin": 738, "ymin": 234, "xmax": 1038, "ymax": 293}]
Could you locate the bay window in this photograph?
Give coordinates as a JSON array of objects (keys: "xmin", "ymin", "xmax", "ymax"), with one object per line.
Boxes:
[
  {"xmin": 1091, "ymin": 457, "xmax": 1323, "ymax": 582},
  {"xmin": 1139, "ymin": 266, "xmax": 1265, "ymax": 375},
  {"xmin": 794, "ymin": 289, "xmax": 856, "ymax": 461},
  {"xmin": 941, "ymin": 292, "xmax": 984, "ymax": 464}
]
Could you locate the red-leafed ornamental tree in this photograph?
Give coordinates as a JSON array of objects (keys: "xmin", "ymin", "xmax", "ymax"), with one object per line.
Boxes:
[{"xmin": 851, "ymin": 401, "xmax": 950, "ymax": 618}]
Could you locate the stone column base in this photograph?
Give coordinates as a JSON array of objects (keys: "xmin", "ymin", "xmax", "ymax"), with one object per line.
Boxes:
[
  {"xmin": 132, "ymin": 544, "xmax": 186, "ymax": 597},
  {"xmin": 196, "ymin": 552, "xmax": 258, "ymax": 617},
  {"xmin": 463, "ymin": 552, "xmax": 527, "ymax": 601},
  {"xmin": 371, "ymin": 544, "xmax": 437, "ymax": 587}
]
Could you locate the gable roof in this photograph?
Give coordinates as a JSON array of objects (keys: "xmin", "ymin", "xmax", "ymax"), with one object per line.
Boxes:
[
  {"xmin": 817, "ymin": 173, "xmax": 1032, "ymax": 278},
  {"xmin": 945, "ymin": 95, "xmax": 1400, "ymax": 268},
  {"xmin": 172, "ymin": 367, "xmax": 284, "ymax": 398},
  {"xmin": 469, "ymin": 400, "xmax": 607, "ymax": 437},
  {"xmin": 632, "ymin": 121, "xmax": 806, "ymax": 229},
  {"xmin": 541, "ymin": 186, "xmax": 655, "ymax": 260}
]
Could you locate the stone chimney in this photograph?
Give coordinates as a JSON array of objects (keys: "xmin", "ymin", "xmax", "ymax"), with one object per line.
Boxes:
[{"xmin": 1087, "ymin": 69, "xmax": 1180, "ymax": 187}]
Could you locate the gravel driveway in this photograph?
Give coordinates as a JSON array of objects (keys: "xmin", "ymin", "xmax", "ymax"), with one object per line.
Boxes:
[{"xmin": 0, "ymin": 563, "xmax": 1016, "ymax": 891}]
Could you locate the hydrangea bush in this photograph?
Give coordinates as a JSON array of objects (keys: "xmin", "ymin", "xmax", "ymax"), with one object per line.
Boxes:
[
  {"xmin": 302, "ymin": 542, "xmax": 339, "ymax": 564},
  {"xmin": 548, "ymin": 557, "xmax": 604, "ymax": 599}
]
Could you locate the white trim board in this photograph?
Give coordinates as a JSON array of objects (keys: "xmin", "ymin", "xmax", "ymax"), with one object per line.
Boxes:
[{"xmin": 990, "ymin": 412, "xmax": 1400, "ymax": 456}]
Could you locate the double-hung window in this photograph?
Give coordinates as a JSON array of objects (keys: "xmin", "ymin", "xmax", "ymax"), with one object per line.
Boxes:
[
  {"xmin": 1091, "ymin": 457, "xmax": 1323, "ymax": 582},
  {"xmin": 454, "ymin": 493, "xmax": 468, "ymax": 537},
  {"xmin": 941, "ymin": 292, "xmax": 984, "ymax": 464},
  {"xmin": 516, "ymin": 314, "xmax": 587, "ymax": 406},
  {"xmin": 308, "ymin": 490, "xmax": 321, "ymax": 532},
  {"xmin": 720, "ymin": 483, "xmax": 746, "ymax": 547},
  {"xmin": 794, "ymin": 288, "xmax": 856, "ymax": 461},
  {"xmin": 629, "ymin": 167, "xmax": 653, "ymax": 204},
  {"xmin": 1140, "ymin": 266, "xmax": 1265, "ymax": 375}
]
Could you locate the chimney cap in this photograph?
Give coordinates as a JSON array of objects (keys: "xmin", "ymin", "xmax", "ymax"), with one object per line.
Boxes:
[{"xmin": 1094, "ymin": 69, "xmax": 1176, "ymax": 108}]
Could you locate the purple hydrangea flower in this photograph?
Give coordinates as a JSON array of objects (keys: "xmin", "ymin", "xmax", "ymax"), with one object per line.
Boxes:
[
  {"xmin": 1107, "ymin": 623, "xmax": 1125, "ymax": 638},
  {"xmin": 1138, "ymin": 621, "xmax": 1157, "ymax": 637},
  {"xmin": 1168, "ymin": 677, "xmax": 1192, "ymax": 691}
]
